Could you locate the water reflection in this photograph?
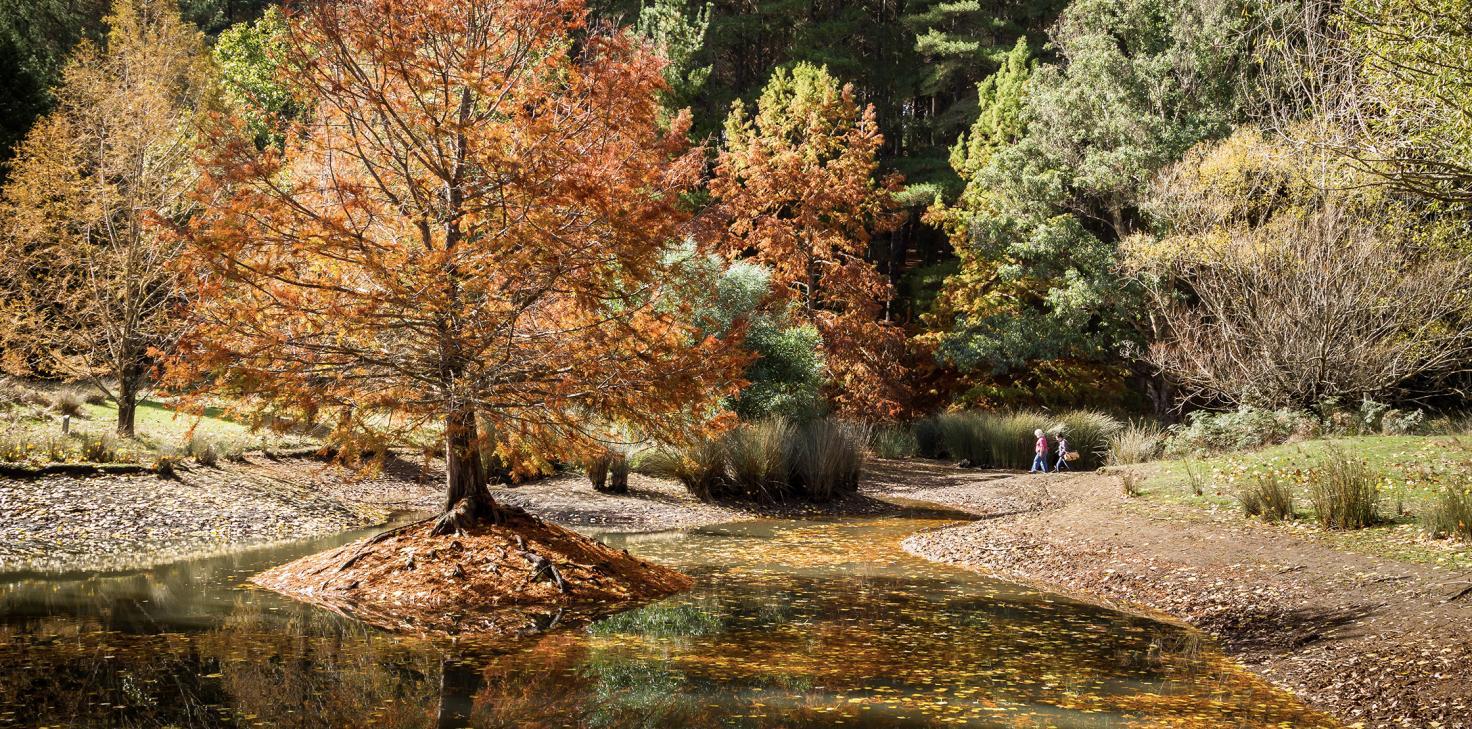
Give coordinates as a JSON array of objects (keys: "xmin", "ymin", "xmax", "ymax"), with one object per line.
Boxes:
[{"xmin": 0, "ymin": 514, "xmax": 1339, "ymax": 727}]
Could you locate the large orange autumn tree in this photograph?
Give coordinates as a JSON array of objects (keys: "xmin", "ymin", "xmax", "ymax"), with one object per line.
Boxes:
[
  {"xmin": 182, "ymin": 0, "xmax": 742, "ymax": 534},
  {"xmin": 710, "ymin": 63, "xmax": 910, "ymax": 419}
]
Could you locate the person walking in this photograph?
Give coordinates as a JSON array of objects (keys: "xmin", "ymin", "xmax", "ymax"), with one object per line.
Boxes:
[
  {"xmin": 1054, "ymin": 433, "xmax": 1071, "ymax": 472},
  {"xmin": 1030, "ymin": 429, "xmax": 1049, "ymax": 473}
]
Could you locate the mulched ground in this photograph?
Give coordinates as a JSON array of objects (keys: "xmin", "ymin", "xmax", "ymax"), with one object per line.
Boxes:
[
  {"xmin": 897, "ymin": 465, "xmax": 1472, "ymax": 729},
  {"xmin": 252, "ymin": 505, "xmax": 692, "ymax": 637}
]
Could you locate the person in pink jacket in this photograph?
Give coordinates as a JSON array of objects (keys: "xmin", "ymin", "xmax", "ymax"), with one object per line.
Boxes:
[{"xmin": 1029, "ymin": 429, "xmax": 1049, "ymax": 473}]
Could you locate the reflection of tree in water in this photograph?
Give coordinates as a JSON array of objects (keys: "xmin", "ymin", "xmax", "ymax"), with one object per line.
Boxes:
[{"xmin": 201, "ymin": 599, "xmax": 445, "ymax": 728}]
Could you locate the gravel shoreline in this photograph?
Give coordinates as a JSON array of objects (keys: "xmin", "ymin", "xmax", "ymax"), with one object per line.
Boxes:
[
  {"xmin": 0, "ymin": 457, "xmax": 787, "ymax": 574},
  {"xmin": 0, "ymin": 455, "xmax": 443, "ymax": 573},
  {"xmin": 897, "ymin": 467, "xmax": 1472, "ymax": 729}
]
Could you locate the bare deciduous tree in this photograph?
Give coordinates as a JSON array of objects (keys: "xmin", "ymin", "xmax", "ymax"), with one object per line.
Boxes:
[
  {"xmin": 1247, "ymin": 0, "xmax": 1472, "ymax": 203},
  {"xmin": 1134, "ymin": 198, "xmax": 1472, "ymax": 409}
]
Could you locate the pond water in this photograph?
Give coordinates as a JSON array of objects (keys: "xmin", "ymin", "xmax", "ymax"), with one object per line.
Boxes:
[{"xmin": 0, "ymin": 506, "xmax": 1339, "ymax": 728}]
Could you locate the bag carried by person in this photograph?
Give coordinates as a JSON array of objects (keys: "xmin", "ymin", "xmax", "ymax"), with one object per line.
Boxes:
[{"xmin": 1064, "ymin": 451, "xmax": 1080, "ymax": 462}]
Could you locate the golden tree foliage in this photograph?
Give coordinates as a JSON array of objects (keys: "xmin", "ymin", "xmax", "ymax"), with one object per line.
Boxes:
[
  {"xmin": 0, "ymin": 0, "xmax": 211, "ymax": 436},
  {"xmin": 180, "ymin": 0, "xmax": 744, "ymax": 531},
  {"xmin": 710, "ymin": 63, "xmax": 910, "ymax": 420}
]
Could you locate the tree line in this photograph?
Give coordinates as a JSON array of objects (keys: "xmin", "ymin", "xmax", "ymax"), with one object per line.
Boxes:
[{"xmin": 1, "ymin": 0, "xmax": 1469, "ymax": 496}]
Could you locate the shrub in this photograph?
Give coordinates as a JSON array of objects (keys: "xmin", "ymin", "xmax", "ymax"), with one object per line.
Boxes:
[
  {"xmin": 50, "ymin": 388, "xmax": 87, "ymax": 418},
  {"xmin": 1379, "ymin": 408, "xmax": 1425, "ymax": 435},
  {"xmin": 1237, "ymin": 472, "xmax": 1296, "ymax": 522},
  {"xmin": 1420, "ymin": 479, "xmax": 1472, "ymax": 542},
  {"xmin": 1307, "ymin": 448, "xmax": 1381, "ymax": 529},
  {"xmin": 1108, "ymin": 421, "xmax": 1165, "ymax": 465},
  {"xmin": 1164, "ymin": 407, "xmax": 1319, "ymax": 455},
  {"xmin": 868, "ymin": 424, "xmax": 917, "ymax": 459}
]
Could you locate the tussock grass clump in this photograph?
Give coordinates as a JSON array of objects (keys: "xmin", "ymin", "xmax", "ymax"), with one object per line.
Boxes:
[
  {"xmin": 0, "ymin": 379, "xmax": 49, "ymax": 410},
  {"xmin": 789, "ymin": 419, "xmax": 864, "ymax": 501},
  {"xmin": 639, "ymin": 439, "xmax": 727, "ymax": 500},
  {"xmin": 50, "ymin": 388, "xmax": 87, "ymax": 418},
  {"xmin": 77, "ymin": 433, "xmax": 121, "ymax": 463},
  {"xmin": 155, "ymin": 455, "xmax": 182, "ymax": 478},
  {"xmin": 640, "ymin": 418, "xmax": 864, "ymax": 503},
  {"xmin": 1183, "ymin": 459, "xmax": 1206, "ymax": 496},
  {"xmin": 1237, "ymin": 472, "xmax": 1296, "ymax": 522},
  {"xmin": 1307, "ymin": 448, "xmax": 1381, "ymax": 529},
  {"xmin": 585, "ymin": 451, "xmax": 613, "ymax": 490},
  {"xmin": 935, "ymin": 412, "xmax": 992, "ymax": 465},
  {"xmin": 724, "ymin": 418, "xmax": 792, "ymax": 499},
  {"xmin": 1420, "ymin": 479, "xmax": 1472, "ymax": 542},
  {"xmin": 1119, "ymin": 470, "xmax": 1143, "ymax": 497},
  {"xmin": 921, "ymin": 409, "xmax": 1122, "ymax": 469},
  {"xmin": 187, "ymin": 434, "xmax": 223, "ymax": 466},
  {"xmin": 913, "ymin": 417, "xmax": 945, "ymax": 459},
  {"xmin": 868, "ymin": 424, "xmax": 917, "ymax": 459},
  {"xmin": 1055, "ymin": 410, "xmax": 1123, "ymax": 469},
  {"xmin": 1108, "ymin": 422, "xmax": 1165, "ymax": 465}
]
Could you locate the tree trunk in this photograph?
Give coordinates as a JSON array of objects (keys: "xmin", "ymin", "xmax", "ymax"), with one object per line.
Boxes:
[
  {"xmin": 116, "ymin": 379, "xmax": 138, "ymax": 439},
  {"xmin": 435, "ymin": 657, "xmax": 482, "ymax": 729},
  {"xmin": 431, "ymin": 406, "xmax": 499, "ymax": 536}
]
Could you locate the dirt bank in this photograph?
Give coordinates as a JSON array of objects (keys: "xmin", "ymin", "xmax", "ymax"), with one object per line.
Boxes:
[{"xmin": 894, "ymin": 463, "xmax": 1472, "ymax": 729}]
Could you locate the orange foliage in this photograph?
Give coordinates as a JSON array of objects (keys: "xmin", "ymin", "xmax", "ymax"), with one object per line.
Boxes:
[
  {"xmin": 709, "ymin": 64, "xmax": 910, "ymax": 420},
  {"xmin": 177, "ymin": 0, "xmax": 744, "ymax": 514}
]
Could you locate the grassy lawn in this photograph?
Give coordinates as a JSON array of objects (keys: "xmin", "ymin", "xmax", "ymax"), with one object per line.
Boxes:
[
  {"xmin": 1134, "ymin": 434, "xmax": 1472, "ymax": 570},
  {"xmin": 1, "ymin": 389, "xmax": 317, "ymax": 466}
]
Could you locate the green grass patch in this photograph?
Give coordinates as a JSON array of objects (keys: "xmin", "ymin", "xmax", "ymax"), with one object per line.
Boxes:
[
  {"xmin": 1137, "ymin": 434, "xmax": 1472, "ymax": 569},
  {"xmin": 1, "ymin": 394, "xmax": 315, "ymax": 466}
]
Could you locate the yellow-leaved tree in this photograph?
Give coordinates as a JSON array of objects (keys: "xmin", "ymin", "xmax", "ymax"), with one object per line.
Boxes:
[{"xmin": 0, "ymin": 0, "xmax": 212, "ymax": 437}]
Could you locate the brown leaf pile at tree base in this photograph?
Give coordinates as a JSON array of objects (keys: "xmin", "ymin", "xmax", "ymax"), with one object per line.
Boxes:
[{"xmin": 251, "ymin": 506, "xmax": 691, "ymax": 637}]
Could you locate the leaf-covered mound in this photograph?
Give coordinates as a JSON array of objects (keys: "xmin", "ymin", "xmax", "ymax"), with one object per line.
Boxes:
[{"xmin": 252, "ymin": 506, "xmax": 691, "ymax": 636}]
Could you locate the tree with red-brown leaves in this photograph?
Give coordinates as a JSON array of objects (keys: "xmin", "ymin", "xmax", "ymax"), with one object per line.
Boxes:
[
  {"xmin": 180, "ymin": 0, "xmax": 744, "ymax": 535},
  {"xmin": 710, "ymin": 62, "xmax": 910, "ymax": 420}
]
